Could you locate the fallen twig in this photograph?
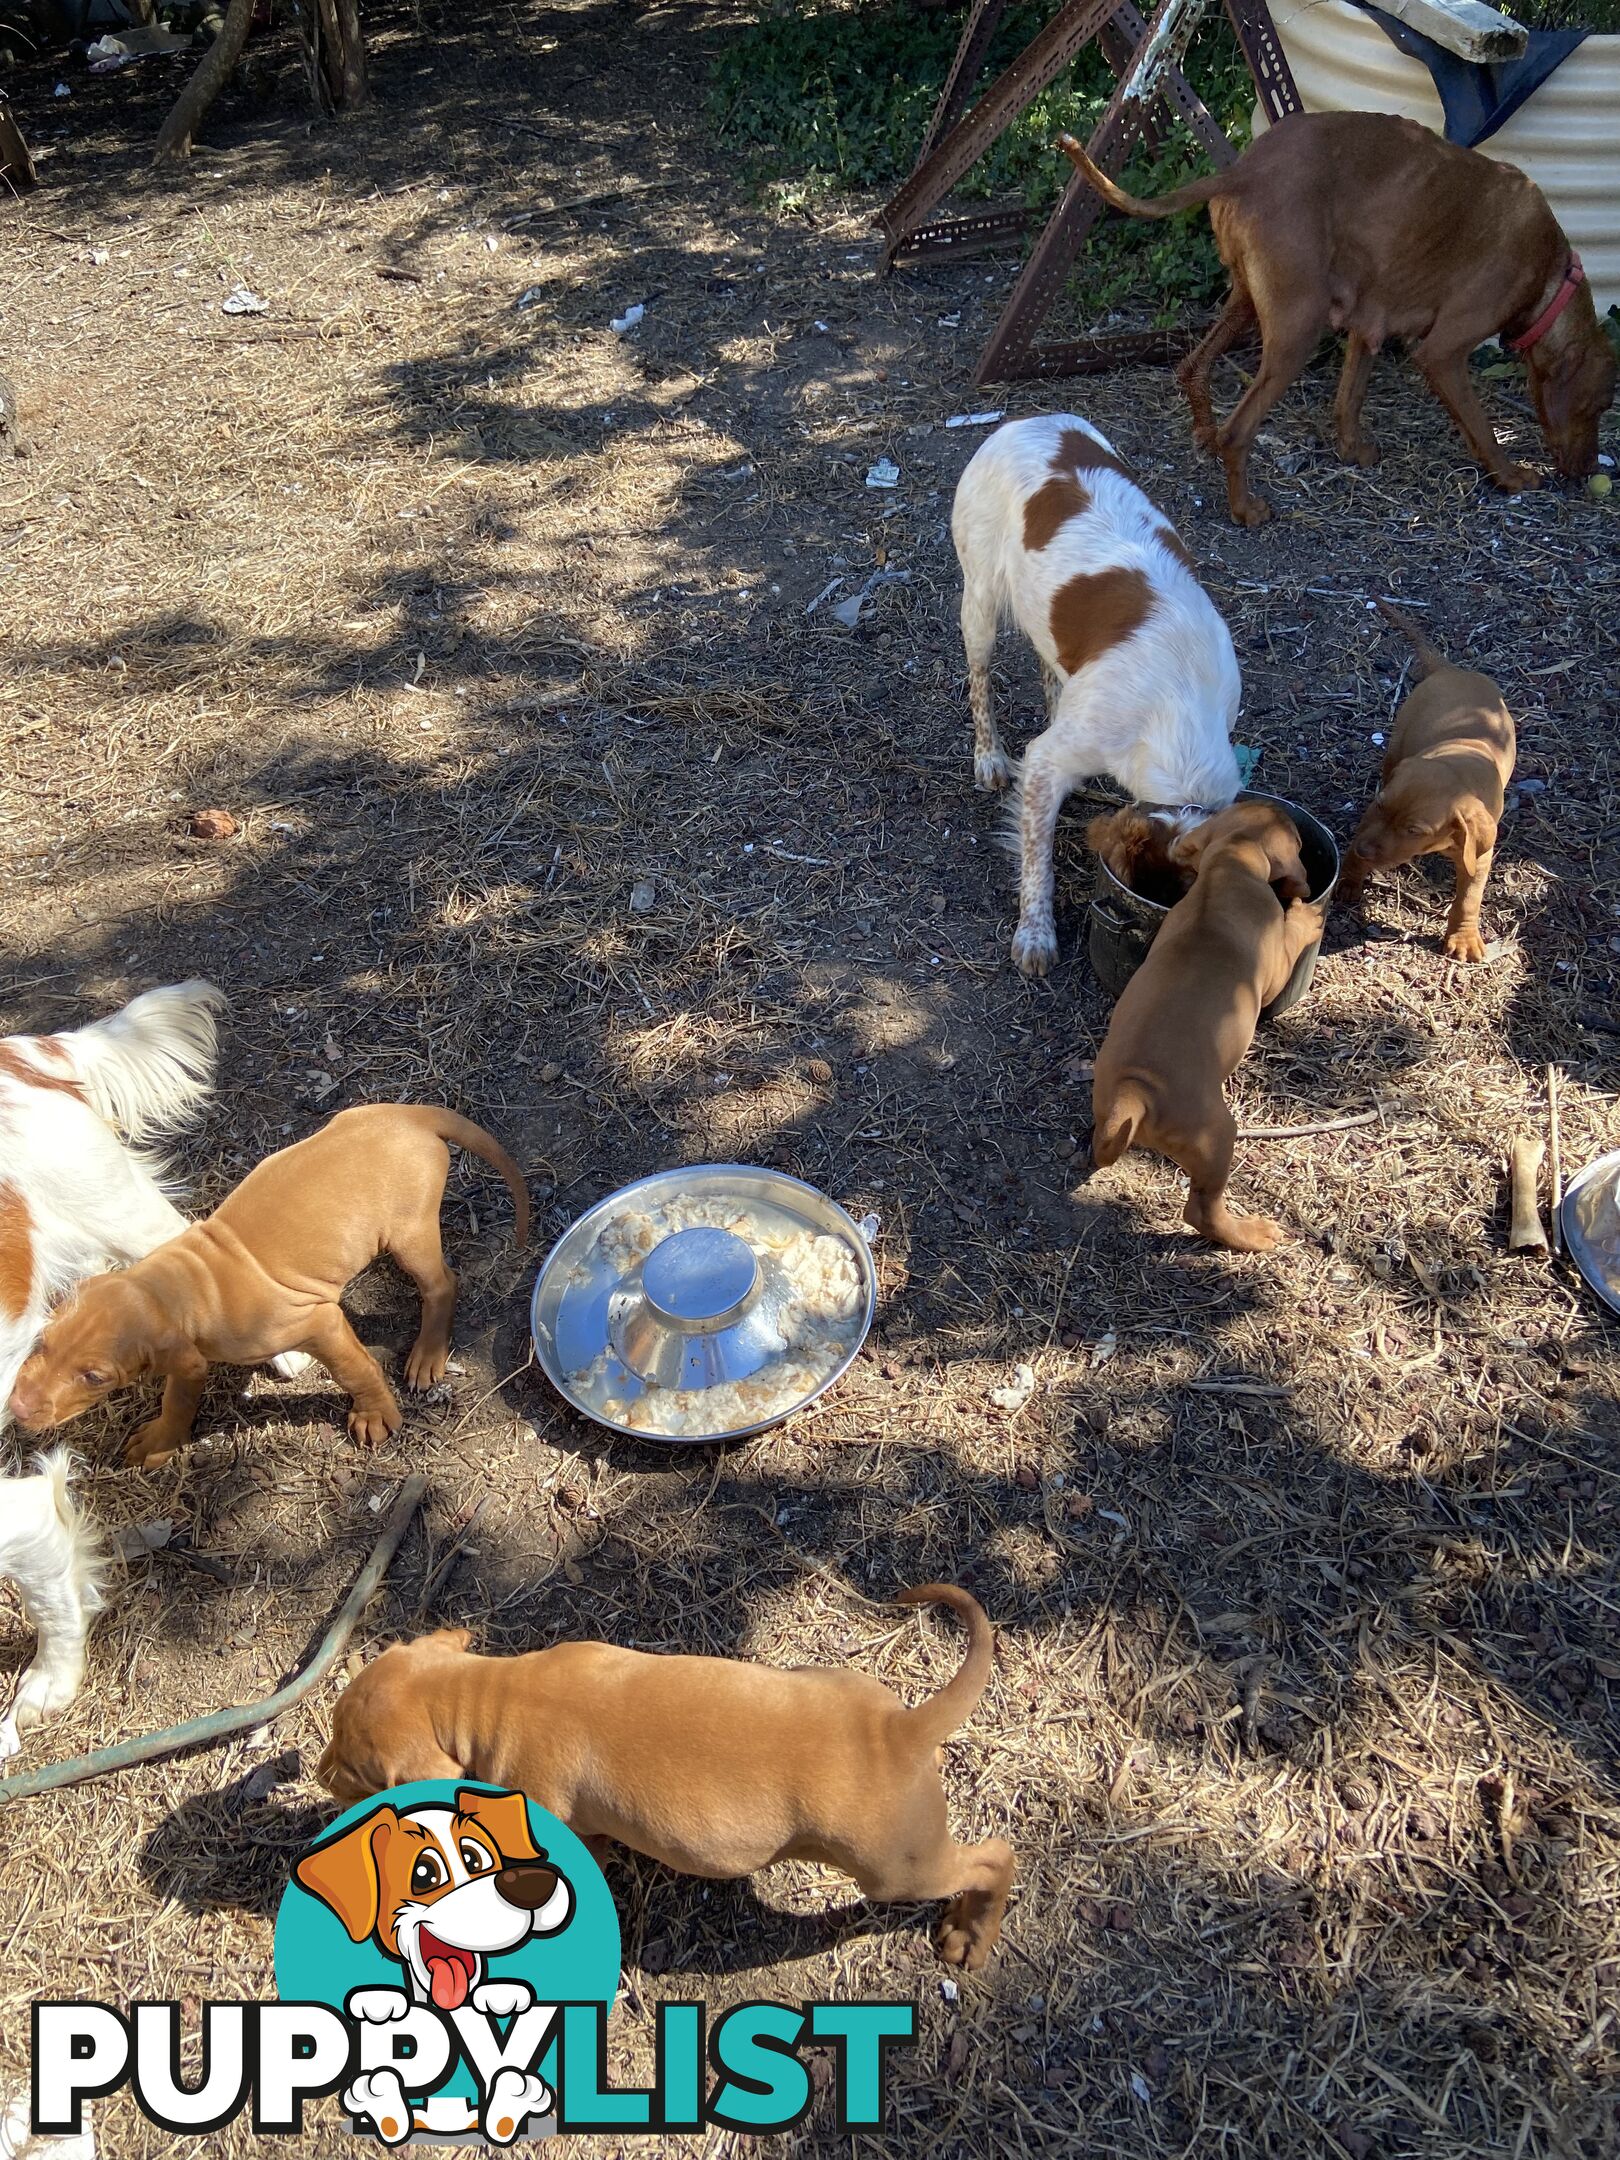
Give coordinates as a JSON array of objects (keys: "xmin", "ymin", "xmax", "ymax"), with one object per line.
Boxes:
[
  {"xmin": 1239, "ymin": 1110, "xmax": 1379, "ymax": 1140},
  {"xmin": 503, "ymin": 177, "xmax": 681, "ymax": 226},
  {"xmin": 1547, "ymin": 1063, "xmax": 1563, "ymax": 1257}
]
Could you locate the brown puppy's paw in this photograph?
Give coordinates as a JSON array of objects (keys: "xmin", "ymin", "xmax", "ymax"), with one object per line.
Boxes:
[
  {"xmin": 935, "ymin": 1903, "xmax": 995, "ymax": 1972},
  {"xmin": 1338, "ymin": 436, "xmax": 1380, "ymax": 469},
  {"xmin": 404, "ymin": 1342, "xmax": 450, "ymax": 1390},
  {"xmin": 1444, "ymin": 925, "xmax": 1488, "ymax": 963},
  {"xmin": 124, "ymin": 1421, "xmax": 181, "ymax": 1469},
  {"xmin": 1231, "ymin": 493, "xmax": 1274, "ymax": 529},
  {"xmin": 348, "ymin": 1400, "xmax": 402, "ymax": 1446},
  {"xmin": 1496, "ymin": 462, "xmax": 1540, "ymax": 495},
  {"xmin": 1337, "ymin": 862, "xmax": 1369, "ymax": 905},
  {"xmin": 1219, "ymin": 1213, "xmax": 1287, "ymax": 1254}
]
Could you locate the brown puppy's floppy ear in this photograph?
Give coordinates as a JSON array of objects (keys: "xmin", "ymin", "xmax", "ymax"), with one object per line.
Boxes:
[
  {"xmin": 1450, "ymin": 802, "xmax": 1496, "ymax": 881},
  {"xmin": 456, "ymin": 1787, "xmax": 541, "ymax": 1865},
  {"xmin": 128, "ymin": 1317, "xmax": 207, "ymax": 1385},
  {"xmin": 294, "ymin": 1805, "xmax": 398, "ymax": 1941},
  {"xmin": 1268, "ymin": 826, "xmax": 1311, "ymax": 903}
]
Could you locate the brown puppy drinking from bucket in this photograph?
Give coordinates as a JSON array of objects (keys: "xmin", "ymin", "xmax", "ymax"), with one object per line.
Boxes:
[
  {"xmin": 7, "ymin": 1104, "xmax": 528, "ymax": 1466},
  {"xmin": 1090, "ymin": 801, "xmax": 1323, "ymax": 1252},
  {"xmin": 1339, "ymin": 602, "xmax": 1516, "ymax": 963},
  {"xmin": 315, "ymin": 1585, "xmax": 1015, "ymax": 1971}
]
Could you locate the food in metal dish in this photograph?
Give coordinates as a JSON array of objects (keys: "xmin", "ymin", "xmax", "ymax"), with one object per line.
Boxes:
[{"xmin": 565, "ymin": 1192, "xmax": 866, "ymax": 1437}]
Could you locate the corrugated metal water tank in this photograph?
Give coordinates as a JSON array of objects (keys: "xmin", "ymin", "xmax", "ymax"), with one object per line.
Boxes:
[{"xmin": 1257, "ymin": 1, "xmax": 1620, "ymax": 313}]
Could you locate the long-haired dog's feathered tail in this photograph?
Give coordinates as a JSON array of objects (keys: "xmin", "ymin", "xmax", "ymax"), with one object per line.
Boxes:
[{"xmin": 53, "ymin": 980, "xmax": 225, "ymax": 1147}]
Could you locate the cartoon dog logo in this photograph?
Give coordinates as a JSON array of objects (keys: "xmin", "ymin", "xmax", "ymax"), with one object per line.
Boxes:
[{"xmin": 294, "ymin": 1787, "xmax": 574, "ymax": 2145}]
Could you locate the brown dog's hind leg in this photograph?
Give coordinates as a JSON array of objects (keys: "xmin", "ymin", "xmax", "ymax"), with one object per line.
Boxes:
[
  {"xmin": 843, "ymin": 1776, "xmax": 1014, "ymax": 1971},
  {"xmin": 852, "ymin": 1809, "xmax": 1016, "ymax": 1973},
  {"xmin": 389, "ymin": 1220, "xmax": 459, "ymax": 1390},
  {"xmin": 1178, "ymin": 1107, "xmax": 1285, "ymax": 1253},
  {"xmin": 306, "ymin": 1304, "xmax": 403, "ymax": 1444},
  {"xmin": 933, "ymin": 1840, "xmax": 1017, "ymax": 1970},
  {"xmin": 1211, "ymin": 249, "xmax": 1327, "ymax": 526},
  {"xmin": 1332, "ymin": 331, "xmax": 1381, "ymax": 467},
  {"xmin": 1177, "ymin": 282, "xmax": 1255, "ymax": 454}
]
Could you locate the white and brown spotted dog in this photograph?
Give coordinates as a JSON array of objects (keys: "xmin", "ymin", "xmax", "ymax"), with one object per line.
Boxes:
[
  {"xmin": 952, "ymin": 413, "xmax": 1241, "ymax": 975},
  {"xmin": 295, "ymin": 1786, "xmax": 574, "ymax": 2146}
]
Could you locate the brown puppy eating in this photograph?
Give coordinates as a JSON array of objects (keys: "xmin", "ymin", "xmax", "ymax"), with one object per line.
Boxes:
[
  {"xmin": 1339, "ymin": 602, "xmax": 1516, "ymax": 963},
  {"xmin": 7, "ymin": 1104, "xmax": 528, "ymax": 1466},
  {"xmin": 1090, "ymin": 802, "xmax": 1322, "ymax": 1252},
  {"xmin": 316, "ymin": 1585, "xmax": 1015, "ymax": 1971}
]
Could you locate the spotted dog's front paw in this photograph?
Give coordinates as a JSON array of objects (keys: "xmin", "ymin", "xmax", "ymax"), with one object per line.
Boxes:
[
  {"xmin": 1011, "ymin": 919, "xmax": 1058, "ymax": 978},
  {"xmin": 974, "ymin": 748, "xmax": 1013, "ymax": 793},
  {"xmin": 471, "ymin": 1978, "xmax": 535, "ymax": 2019},
  {"xmin": 344, "ymin": 2069, "xmax": 413, "ymax": 2146},
  {"xmin": 482, "ymin": 2068, "xmax": 553, "ymax": 2145}
]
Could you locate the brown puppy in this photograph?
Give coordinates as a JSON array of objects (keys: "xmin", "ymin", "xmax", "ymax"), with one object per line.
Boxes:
[
  {"xmin": 1339, "ymin": 603, "xmax": 1515, "ymax": 963},
  {"xmin": 316, "ymin": 1586, "xmax": 1015, "ymax": 1972},
  {"xmin": 7, "ymin": 1104, "xmax": 528, "ymax": 1466},
  {"xmin": 1059, "ymin": 114, "xmax": 1615, "ymax": 526},
  {"xmin": 1090, "ymin": 802, "xmax": 1322, "ymax": 1252}
]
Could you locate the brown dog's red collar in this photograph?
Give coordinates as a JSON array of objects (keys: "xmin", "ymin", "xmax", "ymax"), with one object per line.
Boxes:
[{"xmin": 1509, "ymin": 255, "xmax": 1586, "ymax": 355}]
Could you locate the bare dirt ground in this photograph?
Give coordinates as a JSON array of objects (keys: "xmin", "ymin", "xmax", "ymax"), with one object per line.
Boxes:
[{"xmin": 2, "ymin": 3, "xmax": 1619, "ymax": 2154}]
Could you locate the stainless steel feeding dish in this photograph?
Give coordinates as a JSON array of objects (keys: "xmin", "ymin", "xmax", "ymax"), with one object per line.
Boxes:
[
  {"xmin": 531, "ymin": 1166, "xmax": 877, "ymax": 1443},
  {"xmin": 1563, "ymin": 1150, "xmax": 1620, "ymax": 1319}
]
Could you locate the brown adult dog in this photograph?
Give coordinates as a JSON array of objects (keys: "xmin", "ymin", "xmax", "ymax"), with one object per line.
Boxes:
[
  {"xmin": 7, "ymin": 1105, "xmax": 528, "ymax": 1466},
  {"xmin": 1090, "ymin": 802, "xmax": 1322, "ymax": 1252},
  {"xmin": 316, "ymin": 1585, "xmax": 1015, "ymax": 1971},
  {"xmin": 1339, "ymin": 602, "xmax": 1516, "ymax": 962},
  {"xmin": 1059, "ymin": 114, "xmax": 1615, "ymax": 527}
]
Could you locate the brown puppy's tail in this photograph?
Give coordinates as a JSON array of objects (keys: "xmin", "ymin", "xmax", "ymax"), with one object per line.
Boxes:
[
  {"xmin": 1090, "ymin": 1082, "xmax": 1147, "ymax": 1168},
  {"xmin": 419, "ymin": 1107, "xmax": 532, "ymax": 1248},
  {"xmin": 895, "ymin": 1584, "xmax": 995, "ymax": 1749},
  {"xmin": 1375, "ymin": 598, "xmax": 1447, "ymax": 679},
  {"xmin": 1056, "ymin": 133, "xmax": 1228, "ymax": 221}
]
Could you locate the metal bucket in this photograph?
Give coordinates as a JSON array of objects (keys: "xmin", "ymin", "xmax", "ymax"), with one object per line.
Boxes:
[{"xmin": 1087, "ymin": 790, "xmax": 1340, "ymax": 1021}]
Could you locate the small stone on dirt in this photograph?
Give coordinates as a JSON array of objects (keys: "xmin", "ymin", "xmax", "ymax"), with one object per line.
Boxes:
[{"xmin": 187, "ymin": 808, "xmax": 238, "ymax": 839}]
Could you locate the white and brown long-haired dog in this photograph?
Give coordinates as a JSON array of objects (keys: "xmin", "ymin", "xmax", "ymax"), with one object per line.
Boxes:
[
  {"xmin": 0, "ymin": 980, "xmax": 226, "ymax": 1750},
  {"xmin": 951, "ymin": 414, "xmax": 1242, "ymax": 975}
]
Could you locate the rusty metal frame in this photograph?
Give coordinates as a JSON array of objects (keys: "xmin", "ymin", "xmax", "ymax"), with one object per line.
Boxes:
[{"xmin": 874, "ymin": 0, "xmax": 1301, "ymax": 384}]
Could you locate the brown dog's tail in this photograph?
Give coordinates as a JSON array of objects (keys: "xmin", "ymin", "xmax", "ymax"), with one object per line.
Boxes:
[
  {"xmin": 1091, "ymin": 1083, "xmax": 1146, "ymax": 1168},
  {"xmin": 421, "ymin": 1108, "xmax": 532, "ymax": 1248},
  {"xmin": 895, "ymin": 1584, "xmax": 995, "ymax": 1748},
  {"xmin": 1056, "ymin": 133, "xmax": 1228, "ymax": 221},
  {"xmin": 1375, "ymin": 598, "xmax": 1447, "ymax": 679}
]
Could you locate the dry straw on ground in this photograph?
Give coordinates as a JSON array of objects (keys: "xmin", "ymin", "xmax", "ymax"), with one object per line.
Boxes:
[{"xmin": 1, "ymin": 2, "xmax": 1618, "ymax": 2154}]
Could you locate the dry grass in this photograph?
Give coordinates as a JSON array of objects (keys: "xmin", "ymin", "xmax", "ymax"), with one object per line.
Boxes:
[{"xmin": 1, "ymin": 1, "xmax": 1619, "ymax": 2154}]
